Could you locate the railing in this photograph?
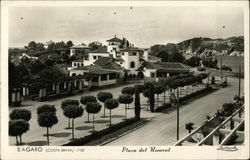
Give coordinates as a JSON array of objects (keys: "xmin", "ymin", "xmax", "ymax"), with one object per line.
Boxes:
[
  {"xmin": 174, "ymin": 115, "xmax": 217, "ymax": 146},
  {"xmin": 197, "ymin": 106, "xmax": 244, "ymax": 146},
  {"xmin": 219, "ymin": 120, "xmax": 244, "ymax": 145}
]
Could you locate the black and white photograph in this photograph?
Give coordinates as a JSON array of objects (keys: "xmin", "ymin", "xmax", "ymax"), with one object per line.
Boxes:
[{"xmin": 1, "ymin": 0, "xmax": 249, "ymax": 159}]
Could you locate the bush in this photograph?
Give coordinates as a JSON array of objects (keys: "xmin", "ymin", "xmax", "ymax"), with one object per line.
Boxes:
[
  {"xmin": 179, "ymin": 87, "xmax": 212, "ymax": 103},
  {"xmin": 63, "ymin": 118, "xmax": 139, "ymax": 146},
  {"xmin": 121, "ymin": 87, "xmax": 135, "ymax": 95},
  {"xmin": 155, "ymin": 103, "xmax": 172, "ymax": 112}
]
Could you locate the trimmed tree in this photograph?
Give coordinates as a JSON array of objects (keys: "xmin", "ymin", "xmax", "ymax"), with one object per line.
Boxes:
[
  {"xmin": 149, "ymin": 83, "xmax": 155, "ymax": 112},
  {"xmin": 134, "ymin": 89, "xmax": 141, "ymax": 120},
  {"xmin": 154, "ymin": 85, "xmax": 165, "ymax": 108},
  {"xmin": 117, "ymin": 94, "xmax": 134, "ymax": 120},
  {"xmin": 9, "ymin": 120, "xmax": 29, "ymax": 146},
  {"xmin": 37, "ymin": 104, "xmax": 56, "ymax": 115},
  {"xmin": 80, "ymin": 96, "xmax": 97, "ymax": 123},
  {"xmin": 143, "ymin": 89, "xmax": 150, "ymax": 111},
  {"xmin": 63, "ymin": 105, "xmax": 84, "ymax": 139},
  {"xmin": 121, "ymin": 87, "xmax": 135, "ymax": 109},
  {"xmin": 37, "ymin": 112, "xmax": 58, "ymax": 146},
  {"xmin": 61, "ymin": 99, "xmax": 79, "ymax": 129},
  {"xmin": 104, "ymin": 98, "xmax": 119, "ymax": 126},
  {"xmin": 9, "ymin": 109, "xmax": 31, "ymax": 121},
  {"xmin": 85, "ymin": 102, "xmax": 102, "ymax": 133},
  {"xmin": 97, "ymin": 92, "xmax": 113, "ymax": 117}
]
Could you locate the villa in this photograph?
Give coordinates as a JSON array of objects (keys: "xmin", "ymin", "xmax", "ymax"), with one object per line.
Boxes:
[{"xmin": 68, "ymin": 35, "xmax": 190, "ymax": 87}]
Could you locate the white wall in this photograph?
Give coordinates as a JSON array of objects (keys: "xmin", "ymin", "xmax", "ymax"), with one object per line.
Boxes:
[
  {"xmin": 121, "ymin": 51, "xmax": 141, "ymax": 75},
  {"xmin": 143, "ymin": 69, "xmax": 157, "ymax": 77},
  {"xmin": 83, "ymin": 53, "xmax": 110, "ymax": 66}
]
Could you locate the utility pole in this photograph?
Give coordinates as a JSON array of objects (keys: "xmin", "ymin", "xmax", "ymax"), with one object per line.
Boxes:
[
  {"xmin": 238, "ymin": 66, "xmax": 241, "ymax": 96},
  {"xmin": 176, "ymin": 87, "xmax": 179, "ymax": 140}
]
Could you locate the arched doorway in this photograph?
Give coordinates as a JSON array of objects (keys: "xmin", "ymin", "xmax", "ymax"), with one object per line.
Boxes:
[{"xmin": 137, "ymin": 71, "xmax": 144, "ymax": 79}]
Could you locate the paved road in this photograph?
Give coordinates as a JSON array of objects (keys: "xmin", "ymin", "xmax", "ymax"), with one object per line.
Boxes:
[{"xmin": 106, "ymin": 77, "xmax": 244, "ymax": 146}]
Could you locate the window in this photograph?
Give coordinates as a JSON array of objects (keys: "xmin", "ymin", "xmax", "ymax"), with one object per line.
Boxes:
[
  {"xmin": 98, "ymin": 56, "xmax": 101, "ymax": 59},
  {"xmin": 132, "ymin": 52, "xmax": 137, "ymax": 56},
  {"xmin": 81, "ymin": 63, "xmax": 84, "ymax": 66},
  {"xmin": 101, "ymin": 74, "xmax": 107, "ymax": 81},
  {"xmin": 130, "ymin": 61, "xmax": 135, "ymax": 68},
  {"xmin": 77, "ymin": 63, "xmax": 80, "ymax": 67},
  {"xmin": 150, "ymin": 72, "xmax": 155, "ymax": 78},
  {"xmin": 109, "ymin": 73, "xmax": 116, "ymax": 80},
  {"xmin": 93, "ymin": 56, "xmax": 97, "ymax": 59},
  {"xmin": 120, "ymin": 62, "xmax": 123, "ymax": 64},
  {"xmin": 74, "ymin": 63, "xmax": 76, "ymax": 66}
]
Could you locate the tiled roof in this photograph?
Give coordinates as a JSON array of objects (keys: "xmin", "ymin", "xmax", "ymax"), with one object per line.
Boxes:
[
  {"xmin": 94, "ymin": 57, "xmax": 123, "ymax": 70},
  {"xmin": 120, "ymin": 47, "xmax": 143, "ymax": 52},
  {"xmin": 114, "ymin": 58, "xmax": 125, "ymax": 62},
  {"xmin": 89, "ymin": 47, "xmax": 109, "ymax": 53},
  {"xmin": 107, "ymin": 36, "xmax": 123, "ymax": 42},
  {"xmin": 148, "ymin": 55, "xmax": 161, "ymax": 61},
  {"xmin": 70, "ymin": 43, "xmax": 91, "ymax": 49},
  {"xmin": 138, "ymin": 61, "xmax": 189, "ymax": 73},
  {"xmin": 71, "ymin": 65, "xmax": 102, "ymax": 71},
  {"xmin": 72, "ymin": 59, "xmax": 83, "ymax": 62}
]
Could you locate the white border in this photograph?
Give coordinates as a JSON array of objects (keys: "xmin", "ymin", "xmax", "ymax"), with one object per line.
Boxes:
[{"xmin": 1, "ymin": 1, "xmax": 249, "ymax": 159}]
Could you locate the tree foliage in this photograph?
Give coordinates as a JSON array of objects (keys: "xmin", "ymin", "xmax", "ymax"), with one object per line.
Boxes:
[
  {"xmin": 10, "ymin": 109, "xmax": 32, "ymax": 121},
  {"xmin": 38, "ymin": 112, "xmax": 58, "ymax": 128},
  {"xmin": 61, "ymin": 99, "xmax": 79, "ymax": 110},
  {"xmin": 80, "ymin": 96, "xmax": 97, "ymax": 105},
  {"xmin": 121, "ymin": 87, "xmax": 135, "ymax": 95},
  {"xmin": 9, "ymin": 120, "xmax": 29, "ymax": 137},
  {"xmin": 97, "ymin": 92, "xmax": 113, "ymax": 103},
  {"xmin": 37, "ymin": 104, "xmax": 56, "ymax": 115}
]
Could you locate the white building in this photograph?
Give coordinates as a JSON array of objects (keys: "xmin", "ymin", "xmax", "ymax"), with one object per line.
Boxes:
[
  {"xmin": 106, "ymin": 35, "xmax": 123, "ymax": 58},
  {"xmin": 83, "ymin": 47, "xmax": 110, "ymax": 66},
  {"xmin": 70, "ymin": 43, "xmax": 91, "ymax": 57}
]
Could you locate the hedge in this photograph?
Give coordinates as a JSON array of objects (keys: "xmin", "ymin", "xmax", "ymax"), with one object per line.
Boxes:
[
  {"xmin": 155, "ymin": 103, "xmax": 172, "ymax": 112},
  {"xmin": 63, "ymin": 118, "xmax": 139, "ymax": 146}
]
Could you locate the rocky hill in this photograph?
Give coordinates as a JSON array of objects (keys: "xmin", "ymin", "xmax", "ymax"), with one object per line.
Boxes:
[{"xmin": 150, "ymin": 36, "xmax": 244, "ymax": 59}]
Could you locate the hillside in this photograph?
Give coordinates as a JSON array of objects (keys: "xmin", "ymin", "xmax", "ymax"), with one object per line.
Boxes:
[{"xmin": 150, "ymin": 36, "xmax": 244, "ymax": 59}]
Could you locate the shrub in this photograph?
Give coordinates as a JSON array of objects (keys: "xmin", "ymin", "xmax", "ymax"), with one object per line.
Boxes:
[
  {"xmin": 61, "ymin": 99, "xmax": 79, "ymax": 110},
  {"xmin": 9, "ymin": 109, "xmax": 31, "ymax": 121}
]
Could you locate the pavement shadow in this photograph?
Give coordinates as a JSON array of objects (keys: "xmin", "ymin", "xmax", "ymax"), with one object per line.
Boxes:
[
  {"xmin": 95, "ymin": 119, "xmax": 109, "ymax": 124},
  {"xmin": 51, "ymin": 132, "xmax": 71, "ymax": 138},
  {"xmin": 111, "ymin": 115, "xmax": 124, "ymax": 118},
  {"xmin": 75, "ymin": 125, "xmax": 92, "ymax": 130},
  {"xmin": 26, "ymin": 140, "xmax": 48, "ymax": 146}
]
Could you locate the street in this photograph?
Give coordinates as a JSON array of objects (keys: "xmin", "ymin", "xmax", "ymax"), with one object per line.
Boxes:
[{"xmin": 105, "ymin": 77, "xmax": 244, "ymax": 145}]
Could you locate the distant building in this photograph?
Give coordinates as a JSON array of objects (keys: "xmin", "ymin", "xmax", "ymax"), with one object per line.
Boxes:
[
  {"xmin": 44, "ymin": 40, "xmax": 54, "ymax": 49},
  {"xmin": 70, "ymin": 43, "xmax": 91, "ymax": 57},
  {"xmin": 68, "ymin": 35, "xmax": 190, "ymax": 87},
  {"xmin": 19, "ymin": 53, "xmax": 38, "ymax": 60}
]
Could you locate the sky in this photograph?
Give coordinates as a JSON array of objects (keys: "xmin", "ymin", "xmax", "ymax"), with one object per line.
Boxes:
[{"xmin": 9, "ymin": 6, "xmax": 244, "ymax": 48}]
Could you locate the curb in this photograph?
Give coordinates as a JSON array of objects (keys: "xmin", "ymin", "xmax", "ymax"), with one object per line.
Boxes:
[{"xmin": 99, "ymin": 119, "xmax": 151, "ymax": 146}]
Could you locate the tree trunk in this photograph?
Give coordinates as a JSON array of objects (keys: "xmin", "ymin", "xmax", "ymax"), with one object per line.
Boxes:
[
  {"xmin": 19, "ymin": 135, "xmax": 22, "ymax": 145},
  {"xmin": 125, "ymin": 104, "xmax": 127, "ymax": 120},
  {"xmin": 103, "ymin": 107, "xmax": 106, "ymax": 117},
  {"xmin": 109, "ymin": 109, "xmax": 112, "ymax": 126},
  {"xmin": 92, "ymin": 114, "xmax": 95, "ymax": 133},
  {"xmin": 163, "ymin": 91, "xmax": 166, "ymax": 103},
  {"xmin": 188, "ymin": 129, "xmax": 191, "ymax": 133},
  {"xmin": 72, "ymin": 119, "xmax": 74, "ymax": 140},
  {"xmin": 46, "ymin": 127, "xmax": 49, "ymax": 146},
  {"xmin": 68, "ymin": 118, "xmax": 71, "ymax": 128},
  {"xmin": 87, "ymin": 113, "xmax": 90, "ymax": 122},
  {"xmin": 16, "ymin": 136, "xmax": 19, "ymax": 146}
]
